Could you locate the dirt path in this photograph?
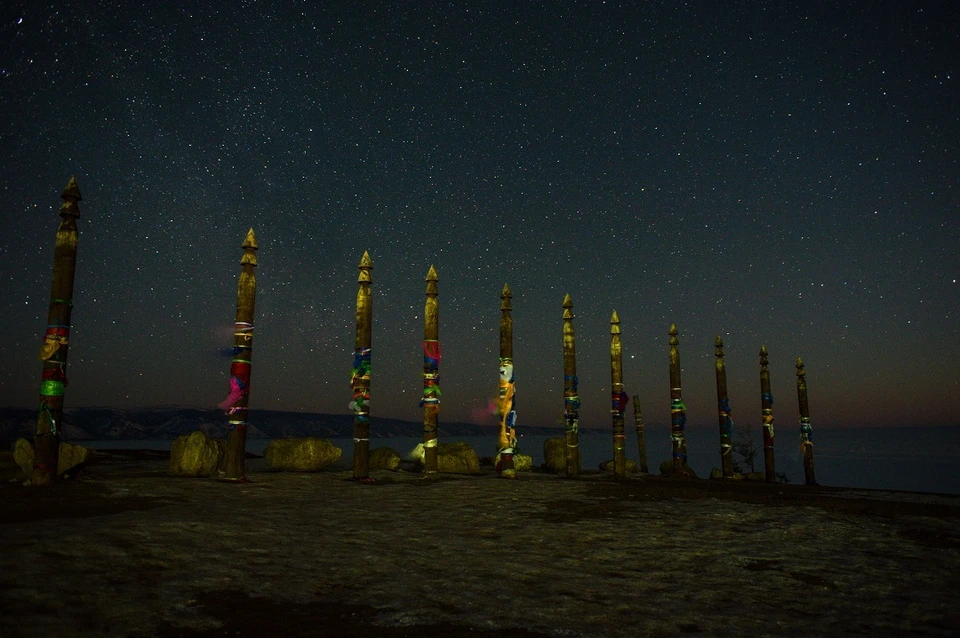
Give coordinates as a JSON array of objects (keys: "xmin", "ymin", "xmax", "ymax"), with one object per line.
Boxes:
[{"xmin": 2, "ymin": 450, "xmax": 958, "ymax": 637}]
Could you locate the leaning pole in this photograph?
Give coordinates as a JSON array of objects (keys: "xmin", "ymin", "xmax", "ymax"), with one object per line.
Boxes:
[
  {"xmin": 497, "ymin": 283, "xmax": 517, "ymax": 479},
  {"xmin": 668, "ymin": 324, "xmax": 688, "ymax": 472},
  {"xmin": 561, "ymin": 294, "xmax": 580, "ymax": 478},
  {"xmin": 760, "ymin": 345, "xmax": 776, "ymax": 482},
  {"xmin": 221, "ymin": 228, "xmax": 258, "ymax": 482},
  {"xmin": 715, "ymin": 336, "xmax": 735, "ymax": 478},
  {"xmin": 351, "ymin": 251, "xmax": 373, "ymax": 481},
  {"xmin": 33, "ymin": 177, "xmax": 82, "ymax": 487},
  {"xmin": 610, "ymin": 311, "xmax": 627, "ymax": 477},
  {"xmin": 421, "ymin": 265, "xmax": 440, "ymax": 477},
  {"xmin": 797, "ymin": 357, "xmax": 817, "ymax": 485}
]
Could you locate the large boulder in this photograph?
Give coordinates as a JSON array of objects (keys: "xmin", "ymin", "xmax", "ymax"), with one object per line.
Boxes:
[
  {"xmin": 513, "ymin": 454, "xmax": 533, "ymax": 471},
  {"xmin": 13, "ymin": 438, "xmax": 94, "ymax": 478},
  {"xmin": 542, "ymin": 437, "xmax": 579, "ymax": 473},
  {"xmin": 264, "ymin": 437, "xmax": 342, "ymax": 472},
  {"xmin": 169, "ymin": 431, "xmax": 224, "ymax": 477},
  {"xmin": 369, "ymin": 447, "xmax": 401, "ymax": 471},
  {"xmin": 600, "ymin": 458, "xmax": 639, "ymax": 474},
  {"xmin": 436, "ymin": 441, "xmax": 480, "ymax": 474}
]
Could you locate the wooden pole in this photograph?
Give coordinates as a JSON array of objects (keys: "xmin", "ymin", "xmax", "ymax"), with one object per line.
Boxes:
[
  {"xmin": 797, "ymin": 357, "xmax": 817, "ymax": 485},
  {"xmin": 760, "ymin": 344, "xmax": 776, "ymax": 482},
  {"xmin": 32, "ymin": 177, "xmax": 82, "ymax": 487},
  {"xmin": 421, "ymin": 265, "xmax": 440, "ymax": 477},
  {"xmin": 715, "ymin": 336, "xmax": 735, "ymax": 478},
  {"xmin": 352, "ymin": 251, "xmax": 373, "ymax": 481},
  {"xmin": 610, "ymin": 311, "xmax": 627, "ymax": 477},
  {"xmin": 668, "ymin": 324, "xmax": 688, "ymax": 472},
  {"xmin": 497, "ymin": 283, "xmax": 517, "ymax": 479},
  {"xmin": 220, "ymin": 228, "xmax": 258, "ymax": 482},
  {"xmin": 562, "ymin": 294, "xmax": 580, "ymax": 479},
  {"xmin": 633, "ymin": 395, "xmax": 648, "ymax": 474}
]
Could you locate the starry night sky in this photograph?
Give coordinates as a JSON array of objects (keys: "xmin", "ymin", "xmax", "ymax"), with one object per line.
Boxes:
[{"xmin": 1, "ymin": 1, "xmax": 957, "ymax": 434}]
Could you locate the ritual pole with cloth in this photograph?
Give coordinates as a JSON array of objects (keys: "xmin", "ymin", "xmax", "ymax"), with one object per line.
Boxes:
[
  {"xmin": 561, "ymin": 294, "xmax": 580, "ymax": 478},
  {"xmin": 610, "ymin": 311, "xmax": 628, "ymax": 477},
  {"xmin": 632, "ymin": 395, "xmax": 648, "ymax": 474},
  {"xmin": 351, "ymin": 251, "xmax": 373, "ymax": 481},
  {"xmin": 760, "ymin": 345, "xmax": 776, "ymax": 482},
  {"xmin": 33, "ymin": 177, "xmax": 82, "ymax": 487},
  {"xmin": 496, "ymin": 283, "xmax": 517, "ymax": 479},
  {"xmin": 421, "ymin": 265, "xmax": 440, "ymax": 477},
  {"xmin": 668, "ymin": 324, "xmax": 689, "ymax": 473},
  {"xmin": 715, "ymin": 336, "xmax": 735, "ymax": 478},
  {"xmin": 219, "ymin": 228, "xmax": 258, "ymax": 482},
  {"xmin": 797, "ymin": 357, "xmax": 817, "ymax": 485}
]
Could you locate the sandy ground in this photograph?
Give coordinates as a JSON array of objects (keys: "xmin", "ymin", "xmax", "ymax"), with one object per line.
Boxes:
[{"xmin": 1, "ymin": 448, "xmax": 958, "ymax": 637}]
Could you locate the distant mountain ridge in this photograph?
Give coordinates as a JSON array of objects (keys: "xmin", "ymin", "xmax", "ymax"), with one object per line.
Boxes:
[{"xmin": 0, "ymin": 406, "xmax": 577, "ymax": 441}]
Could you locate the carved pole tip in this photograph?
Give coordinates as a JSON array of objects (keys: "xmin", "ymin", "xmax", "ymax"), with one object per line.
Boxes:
[
  {"xmin": 242, "ymin": 228, "xmax": 258, "ymax": 249},
  {"xmin": 61, "ymin": 177, "xmax": 82, "ymax": 201},
  {"xmin": 359, "ymin": 251, "xmax": 373, "ymax": 268},
  {"xmin": 425, "ymin": 264, "xmax": 438, "ymax": 281},
  {"xmin": 715, "ymin": 335, "xmax": 723, "ymax": 347},
  {"xmin": 501, "ymin": 283, "xmax": 511, "ymax": 298},
  {"xmin": 562, "ymin": 293, "xmax": 572, "ymax": 308},
  {"xmin": 669, "ymin": 324, "xmax": 678, "ymax": 336}
]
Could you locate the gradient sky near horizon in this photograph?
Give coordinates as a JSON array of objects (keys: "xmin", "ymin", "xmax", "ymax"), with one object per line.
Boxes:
[{"xmin": 1, "ymin": 1, "xmax": 957, "ymax": 434}]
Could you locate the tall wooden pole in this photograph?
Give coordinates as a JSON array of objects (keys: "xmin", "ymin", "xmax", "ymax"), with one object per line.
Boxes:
[
  {"xmin": 797, "ymin": 357, "xmax": 817, "ymax": 485},
  {"xmin": 32, "ymin": 177, "xmax": 82, "ymax": 487},
  {"xmin": 421, "ymin": 265, "xmax": 440, "ymax": 477},
  {"xmin": 668, "ymin": 324, "xmax": 688, "ymax": 472},
  {"xmin": 221, "ymin": 228, "xmax": 258, "ymax": 482},
  {"xmin": 715, "ymin": 336, "xmax": 734, "ymax": 478},
  {"xmin": 497, "ymin": 283, "xmax": 517, "ymax": 479},
  {"xmin": 352, "ymin": 251, "xmax": 373, "ymax": 481},
  {"xmin": 562, "ymin": 294, "xmax": 580, "ymax": 479},
  {"xmin": 633, "ymin": 395, "xmax": 648, "ymax": 473},
  {"xmin": 610, "ymin": 311, "xmax": 627, "ymax": 477},
  {"xmin": 759, "ymin": 345, "xmax": 776, "ymax": 482}
]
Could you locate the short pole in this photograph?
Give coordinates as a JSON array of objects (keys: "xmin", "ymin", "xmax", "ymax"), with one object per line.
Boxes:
[
  {"xmin": 351, "ymin": 251, "xmax": 373, "ymax": 481},
  {"xmin": 632, "ymin": 395, "xmax": 648, "ymax": 473},
  {"xmin": 421, "ymin": 265, "xmax": 440, "ymax": 477},
  {"xmin": 668, "ymin": 324, "xmax": 688, "ymax": 472},
  {"xmin": 797, "ymin": 357, "xmax": 817, "ymax": 485},
  {"xmin": 715, "ymin": 336, "xmax": 735, "ymax": 478},
  {"xmin": 497, "ymin": 284, "xmax": 517, "ymax": 478},
  {"xmin": 562, "ymin": 294, "xmax": 580, "ymax": 479},
  {"xmin": 610, "ymin": 311, "xmax": 627, "ymax": 477},
  {"xmin": 760, "ymin": 345, "xmax": 776, "ymax": 482}
]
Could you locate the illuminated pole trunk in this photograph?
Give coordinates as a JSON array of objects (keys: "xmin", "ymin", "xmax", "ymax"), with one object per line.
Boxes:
[
  {"xmin": 715, "ymin": 336, "xmax": 734, "ymax": 478},
  {"xmin": 668, "ymin": 324, "xmax": 688, "ymax": 472},
  {"xmin": 797, "ymin": 357, "xmax": 817, "ymax": 485},
  {"xmin": 760, "ymin": 345, "xmax": 776, "ymax": 482},
  {"xmin": 562, "ymin": 294, "xmax": 580, "ymax": 479},
  {"xmin": 352, "ymin": 251, "xmax": 373, "ymax": 481},
  {"xmin": 221, "ymin": 228, "xmax": 258, "ymax": 482},
  {"xmin": 497, "ymin": 284, "xmax": 517, "ymax": 479},
  {"xmin": 610, "ymin": 311, "xmax": 627, "ymax": 477},
  {"xmin": 421, "ymin": 265, "xmax": 440, "ymax": 477},
  {"xmin": 32, "ymin": 177, "xmax": 82, "ymax": 487},
  {"xmin": 632, "ymin": 395, "xmax": 648, "ymax": 473}
]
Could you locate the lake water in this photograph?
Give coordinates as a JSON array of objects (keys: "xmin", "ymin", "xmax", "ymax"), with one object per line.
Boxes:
[{"xmin": 81, "ymin": 424, "xmax": 960, "ymax": 495}]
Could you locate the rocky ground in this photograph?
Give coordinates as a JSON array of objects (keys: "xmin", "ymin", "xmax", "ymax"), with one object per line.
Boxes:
[{"xmin": 1, "ymin": 448, "xmax": 958, "ymax": 637}]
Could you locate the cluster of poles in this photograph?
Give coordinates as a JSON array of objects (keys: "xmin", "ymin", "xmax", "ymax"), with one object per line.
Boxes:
[{"xmin": 30, "ymin": 178, "xmax": 816, "ymax": 487}]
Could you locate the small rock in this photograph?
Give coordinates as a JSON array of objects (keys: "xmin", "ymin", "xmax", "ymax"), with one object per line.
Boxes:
[
  {"xmin": 436, "ymin": 441, "xmax": 480, "ymax": 474},
  {"xmin": 407, "ymin": 442, "xmax": 425, "ymax": 463},
  {"xmin": 13, "ymin": 438, "xmax": 94, "ymax": 478},
  {"xmin": 264, "ymin": 437, "xmax": 342, "ymax": 472},
  {"xmin": 743, "ymin": 471, "xmax": 766, "ymax": 481},
  {"xmin": 513, "ymin": 454, "xmax": 533, "ymax": 471},
  {"xmin": 542, "ymin": 437, "xmax": 579, "ymax": 473},
  {"xmin": 169, "ymin": 431, "xmax": 224, "ymax": 477},
  {"xmin": 659, "ymin": 459, "xmax": 699, "ymax": 478},
  {"xmin": 710, "ymin": 467, "xmax": 723, "ymax": 480},
  {"xmin": 369, "ymin": 447, "xmax": 401, "ymax": 471},
  {"xmin": 599, "ymin": 458, "xmax": 639, "ymax": 473}
]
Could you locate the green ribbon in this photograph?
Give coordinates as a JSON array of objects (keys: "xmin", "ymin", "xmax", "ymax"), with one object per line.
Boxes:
[{"xmin": 40, "ymin": 380, "xmax": 65, "ymax": 397}]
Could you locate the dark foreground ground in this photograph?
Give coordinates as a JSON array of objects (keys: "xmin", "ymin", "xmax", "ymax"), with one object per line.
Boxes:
[{"xmin": 1, "ymin": 449, "xmax": 958, "ymax": 637}]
